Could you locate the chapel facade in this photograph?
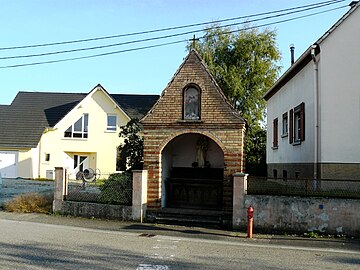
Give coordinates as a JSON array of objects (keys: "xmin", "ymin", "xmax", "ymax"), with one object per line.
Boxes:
[{"xmin": 141, "ymin": 50, "xmax": 246, "ymax": 217}]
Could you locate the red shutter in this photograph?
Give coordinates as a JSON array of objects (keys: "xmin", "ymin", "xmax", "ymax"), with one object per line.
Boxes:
[
  {"xmin": 289, "ymin": 109, "xmax": 294, "ymax": 144},
  {"xmin": 300, "ymin": 102, "xmax": 305, "ymax": 141},
  {"xmin": 273, "ymin": 118, "xmax": 278, "ymax": 147}
]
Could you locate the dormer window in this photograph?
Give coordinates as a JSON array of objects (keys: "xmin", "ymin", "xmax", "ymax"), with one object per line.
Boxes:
[
  {"xmin": 64, "ymin": 113, "xmax": 88, "ymax": 138},
  {"xmin": 183, "ymin": 85, "xmax": 200, "ymax": 120}
]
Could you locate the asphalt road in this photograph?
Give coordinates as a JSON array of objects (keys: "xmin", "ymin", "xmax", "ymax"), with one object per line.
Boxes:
[{"xmin": 0, "ymin": 217, "xmax": 359, "ymax": 270}]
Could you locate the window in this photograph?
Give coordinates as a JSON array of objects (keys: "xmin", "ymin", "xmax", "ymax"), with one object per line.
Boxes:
[
  {"xmin": 273, "ymin": 169, "xmax": 278, "ymax": 179},
  {"xmin": 183, "ymin": 86, "xmax": 200, "ymax": 120},
  {"xmin": 289, "ymin": 102, "xmax": 305, "ymax": 144},
  {"xmin": 45, "ymin": 153, "xmax": 50, "ymax": 162},
  {"xmin": 282, "ymin": 112, "xmax": 288, "ymax": 136},
  {"xmin": 107, "ymin": 115, "xmax": 117, "ymax": 131},
  {"xmin": 283, "ymin": 170, "xmax": 288, "ymax": 180},
  {"xmin": 64, "ymin": 114, "xmax": 88, "ymax": 138},
  {"xmin": 272, "ymin": 118, "xmax": 278, "ymax": 148}
]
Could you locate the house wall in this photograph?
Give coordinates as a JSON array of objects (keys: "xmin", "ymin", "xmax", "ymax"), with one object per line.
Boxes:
[
  {"xmin": 266, "ymin": 61, "xmax": 315, "ymax": 179},
  {"xmin": 38, "ymin": 88, "xmax": 128, "ymax": 179},
  {"xmin": 317, "ymin": 6, "xmax": 360, "ymax": 179},
  {"xmin": 0, "ymin": 148, "xmax": 38, "ymax": 179}
]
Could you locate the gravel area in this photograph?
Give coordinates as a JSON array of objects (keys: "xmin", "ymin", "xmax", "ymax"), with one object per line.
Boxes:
[{"xmin": 0, "ymin": 178, "xmax": 54, "ymax": 206}]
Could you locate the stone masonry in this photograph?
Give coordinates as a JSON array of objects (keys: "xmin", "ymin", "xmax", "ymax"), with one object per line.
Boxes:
[{"xmin": 141, "ymin": 50, "xmax": 246, "ymax": 212}]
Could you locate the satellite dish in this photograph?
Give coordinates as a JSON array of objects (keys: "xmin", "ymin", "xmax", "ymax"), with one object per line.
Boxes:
[{"xmin": 76, "ymin": 168, "xmax": 101, "ymax": 183}]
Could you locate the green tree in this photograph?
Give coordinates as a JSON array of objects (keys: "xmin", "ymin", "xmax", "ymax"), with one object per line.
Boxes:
[
  {"xmin": 192, "ymin": 25, "xmax": 281, "ymax": 175},
  {"xmin": 117, "ymin": 118, "xmax": 144, "ymax": 171}
]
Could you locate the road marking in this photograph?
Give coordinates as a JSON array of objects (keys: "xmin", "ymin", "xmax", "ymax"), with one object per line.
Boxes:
[
  {"xmin": 136, "ymin": 264, "xmax": 169, "ymax": 270},
  {"xmin": 153, "ymin": 245, "xmax": 177, "ymax": 250},
  {"xmin": 149, "ymin": 237, "xmax": 178, "ymax": 260},
  {"xmin": 1, "ymin": 219, "xmax": 359, "ymax": 255}
]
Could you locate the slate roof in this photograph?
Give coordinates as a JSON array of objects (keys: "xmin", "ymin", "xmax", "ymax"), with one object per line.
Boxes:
[{"xmin": 0, "ymin": 91, "xmax": 159, "ymax": 149}]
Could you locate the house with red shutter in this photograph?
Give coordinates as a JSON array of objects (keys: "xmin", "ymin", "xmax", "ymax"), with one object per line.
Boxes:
[{"xmin": 264, "ymin": 1, "xmax": 360, "ymax": 181}]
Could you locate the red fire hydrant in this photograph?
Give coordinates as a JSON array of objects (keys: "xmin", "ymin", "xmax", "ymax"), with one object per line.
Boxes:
[{"xmin": 247, "ymin": 206, "xmax": 254, "ymax": 238}]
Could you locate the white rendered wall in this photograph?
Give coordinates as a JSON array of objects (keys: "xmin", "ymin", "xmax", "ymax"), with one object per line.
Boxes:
[
  {"xmin": 318, "ymin": 6, "xmax": 360, "ymax": 163},
  {"xmin": 266, "ymin": 62, "xmax": 315, "ymax": 164}
]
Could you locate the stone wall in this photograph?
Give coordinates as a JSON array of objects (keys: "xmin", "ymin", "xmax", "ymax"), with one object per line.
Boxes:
[
  {"xmin": 59, "ymin": 201, "xmax": 133, "ymax": 220},
  {"xmin": 234, "ymin": 194, "xmax": 360, "ymax": 236},
  {"xmin": 268, "ymin": 162, "xmax": 360, "ymax": 181}
]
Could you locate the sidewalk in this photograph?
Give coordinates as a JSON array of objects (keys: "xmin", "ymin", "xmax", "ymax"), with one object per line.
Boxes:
[{"xmin": 0, "ymin": 210, "xmax": 359, "ymax": 252}]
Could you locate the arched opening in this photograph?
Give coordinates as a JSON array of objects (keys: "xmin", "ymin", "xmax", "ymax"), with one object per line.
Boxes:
[{"xmin": 161, "ymin": 133, "xmax": 224, "ymax": 210}]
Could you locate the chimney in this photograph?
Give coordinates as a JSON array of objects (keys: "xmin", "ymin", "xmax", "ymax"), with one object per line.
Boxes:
[
  {"xmin": 349, "ymin": 1, "xmax": 358, "ymax": 8},
  {"xmin": 290, "ymin": 44, "xmax": 295, "ymax": 65}
]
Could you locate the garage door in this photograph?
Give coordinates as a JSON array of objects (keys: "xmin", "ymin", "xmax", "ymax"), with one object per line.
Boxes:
[{"xmin": 0, "ymin": 151, "xmax": 18, "ymax": 178}]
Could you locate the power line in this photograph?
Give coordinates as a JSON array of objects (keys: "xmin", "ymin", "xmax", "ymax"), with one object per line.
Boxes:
[
  {"xmin": 0, "ymin": 40, "xmax": 185, "ymax": 69},
  {"xmin": 0, "ymin": 0, "xmax": 346, "ymax": 60},
  {"xmin": 0, "ymin": 0, "xmax": 345, "ymax": 51},
  {"xmin": 0, "ymin": 4, "xmax": 347, "ymax": 69}
]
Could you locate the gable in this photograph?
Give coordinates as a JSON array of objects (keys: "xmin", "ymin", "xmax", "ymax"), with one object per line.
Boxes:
[
  {"xmin": 0, "ymin": 87, "xmax": 158, "ymax": 149},
  {"xmin": 264, "ymin": 2, "xmax": 360, "ymax": 101},
  {"xmin": 141, "ymin": 50, "xmax": 245, "ymax": 125}
]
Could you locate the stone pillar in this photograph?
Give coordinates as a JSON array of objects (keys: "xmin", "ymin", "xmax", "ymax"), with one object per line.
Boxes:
[
  {"xmin": 232, "ymin": 172, "xmax": 248, "ymax": 229},
  {"xmin": 132, "ymin": 170, "xmax": 148, "ymax": 222},
  {"xmin": 53, "ymin": 167, "xmax": 68, "ymax": 213}
]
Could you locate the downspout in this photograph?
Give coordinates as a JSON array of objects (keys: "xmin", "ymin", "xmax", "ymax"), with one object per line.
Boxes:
[
  {"xmin": 311, "ymin": 44, "xmax": 319, "ymax": 181},
  {"xmin": 38, "ymin": 139, "xmax": 41, "ymax": 179}
]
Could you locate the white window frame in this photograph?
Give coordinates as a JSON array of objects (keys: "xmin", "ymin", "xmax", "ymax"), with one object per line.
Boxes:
[
  {"xmin": 294, "ymin": 107, "xmax": 301, "ymax": 143},
  {"xmin": 64, "ymin": 113, "xmax": 89, "ymax": 139},
  {"xmin": 282, "ymin": 112, "xmax": 288, "ymax": 137},
  {"xmin": 106, "ymin": 114, "xmax": 117, "ymax": 132}
]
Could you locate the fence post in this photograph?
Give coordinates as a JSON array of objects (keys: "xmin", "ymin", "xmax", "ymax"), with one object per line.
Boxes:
[
  {"xmin": 53, "ymin": 167, "xmax": 68, "ymax": 213},
  {"xmin": 132, "ymin": 170, "xmax": 148, "ymax": 222},
  {"xmin": 232, "ymin": 172, "xmax": 248, "ymax": 229}
]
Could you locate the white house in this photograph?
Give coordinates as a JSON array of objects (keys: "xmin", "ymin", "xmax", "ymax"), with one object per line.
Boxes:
[
  {"xmin": 0, "ymin": 85, "xmax": 158, "ymax": 180},
  {"xmin": 264, "ymin": 1, "xmax": 360, "ymax": 180}
]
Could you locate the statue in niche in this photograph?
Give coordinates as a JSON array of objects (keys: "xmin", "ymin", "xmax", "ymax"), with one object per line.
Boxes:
[
  {"xmin": 184, "ymin": 87, "xmax": 199, "ymax": 120},
  {"xmin": 195, "ymin": 136, "xmax": 209, "ymax": 168}
]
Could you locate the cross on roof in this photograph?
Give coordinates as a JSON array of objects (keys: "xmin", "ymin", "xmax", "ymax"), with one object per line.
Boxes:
[{"xmin": 189, "ymin": 35, "xmax": 200, "ymax": 49}]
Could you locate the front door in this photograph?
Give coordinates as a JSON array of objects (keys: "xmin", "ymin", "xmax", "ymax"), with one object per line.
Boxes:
[{"xmin": 72, "ymin": 155, "xmax": 89, "ymax": 178}]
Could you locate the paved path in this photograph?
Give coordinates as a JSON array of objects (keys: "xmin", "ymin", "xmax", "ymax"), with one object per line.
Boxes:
[
  {"xmin": 0, "ymin": 178, "xmax": 54, "ymax": 206},
  {"xmin": 0, "ymin": 214, "xmax": 359, "ymax": 270}
]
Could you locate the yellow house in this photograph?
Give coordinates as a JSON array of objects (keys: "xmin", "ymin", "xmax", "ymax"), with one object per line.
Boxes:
[{"xmin": 0, "ymin": 84, "xmax": 158, "ymax": 179}]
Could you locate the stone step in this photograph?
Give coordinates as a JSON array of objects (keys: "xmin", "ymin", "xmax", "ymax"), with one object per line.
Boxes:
[{"xmin": 146, "ymin": 208, "xmax": 224, "ymax": 228}]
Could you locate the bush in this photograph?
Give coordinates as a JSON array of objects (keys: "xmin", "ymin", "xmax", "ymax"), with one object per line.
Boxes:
[
  {"xmin": 3, "ymin": 193, "xmax": 52, "ymax": 214},
  {"xmin": 98, "ymin": 173, "xmax": 132, "ymax": 205}
]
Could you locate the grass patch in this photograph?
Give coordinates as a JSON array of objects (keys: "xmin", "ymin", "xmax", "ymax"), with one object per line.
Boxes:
[{"xmin": 3, "ymin": 193, "xmax": 53, "ymax": 214}]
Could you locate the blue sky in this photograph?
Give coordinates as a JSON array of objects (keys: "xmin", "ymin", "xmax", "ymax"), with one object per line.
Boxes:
[{"xmin": 0, "ymin": 0, "xmax": 351, "ymax": 105}]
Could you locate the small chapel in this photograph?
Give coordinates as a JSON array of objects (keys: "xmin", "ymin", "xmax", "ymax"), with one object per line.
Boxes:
[{"xmin": 140, "ymin": 49, "xmax": 246, "ymax": 225}]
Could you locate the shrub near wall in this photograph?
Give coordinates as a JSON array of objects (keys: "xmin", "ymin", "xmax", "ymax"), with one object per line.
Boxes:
[{"xmin": 99, "ymin": 172, "xmax": 133, "ymax": 205}]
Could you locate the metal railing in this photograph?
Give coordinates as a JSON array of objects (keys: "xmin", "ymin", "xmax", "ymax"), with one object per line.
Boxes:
[
  {"xmin": 66, "ymin": 172, "xmax": 132, "ymax": 205},
  {"xmin": 247, "ymin": 176, "xmax": 360, "ymax": 199}
]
